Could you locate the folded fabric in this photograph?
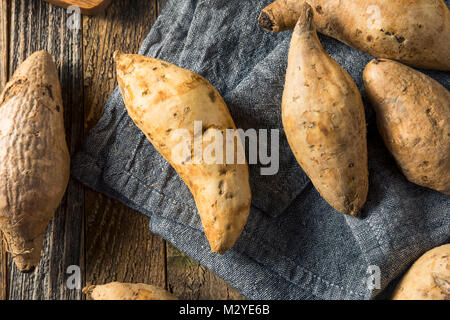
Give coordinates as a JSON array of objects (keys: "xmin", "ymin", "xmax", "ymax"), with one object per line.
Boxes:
[{"xmin": 72, "ymin": 0, "xmax": 450, "ymax": 299}]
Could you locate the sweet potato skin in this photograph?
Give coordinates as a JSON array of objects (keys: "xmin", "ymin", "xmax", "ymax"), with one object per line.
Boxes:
[
  {"xmin": 0, "ymin": 51, "xmax": 70, "ymax": 272},
  {"xmin": 259, "ymin": 0, "xmax": 450, "ymax": 71},
  {"xmin": 363, "ymin": 59, "xmax": 450, "ymax": 195},
  {"xmin": 83, "ymin": 282, "xmax": 178, "ymax": 300},
  {"xmin": 392, "ymin": 244, "xmax": 450, "ymax": 300},
  {"xmin": 114, "ymin": 52, "xmax": 251, "ymax": 254},
  {"xmin": 282, "ymin": 4, "xmax": 368, "ymax": 216}
]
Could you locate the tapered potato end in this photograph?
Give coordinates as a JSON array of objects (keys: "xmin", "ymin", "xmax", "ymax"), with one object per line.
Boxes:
[
  {"xmin": 0, "ymin": 50, "xmax": 63, "ymax": 107},
  {"xmin": 12, "ymin": 238, "xmax": 44, "ymax": 273},
  {"xmin": 4, "ymin": 230, "xmax": 45, "ymax": 272},
  {"xmin": 293, "ymin": 2, "xmax": 314, "ymax": 34},
  {"xmin": 258, "ymin": 0, "xmax": 303, "ymax": 32},
  {"xmin": 13, "ymin": 51, "xmax": 60, "ymax": 90},
  {"xmin": 332, "ymin": 188, "xmax": 368, "ymax": 217},
  {"xmin": 205, "ymin": 210, "xmax": 249, "ymax": 255}
]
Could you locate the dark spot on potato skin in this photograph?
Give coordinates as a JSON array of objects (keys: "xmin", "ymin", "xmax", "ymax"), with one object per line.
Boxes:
[
  {"xmin": 367, "ymin": 35, "xmax": 373, "ymax": 42},
  {"xmin": 160, "ymin": 62, "xmax": 169, "ymax": 68},
  {"xmin": 315, "ymin": 5, "xmax": 323, "ymax": 14},
  {"xmin": 419, "ymin": 161, "xmax": 429, "ymax": 168},
  {"xmin": 45, "ymin": 85, "xmax": 53, "ymax": 99},
  {"xmin": 395, "ymin": 36, "xmax": 405, "ymax": 43},
  {"xmin": 225, "ymin": 193, "xmax": 234, "ymax": 199},
  {"xmin": 56, "ymin": 105, "xmax": 60, "ymax": 112},
  {"xmin": 208, "ymin": 90, "xmax": 216, "ymax": 103},
  {"xmin": 218, "ymin": 180, "xmax": 224, "ymax": 195}
]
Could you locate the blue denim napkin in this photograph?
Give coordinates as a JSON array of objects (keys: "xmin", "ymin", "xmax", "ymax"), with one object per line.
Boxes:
[{"xmin": 72, "ymin": 0, "xmax": 450, "ymax": 299}]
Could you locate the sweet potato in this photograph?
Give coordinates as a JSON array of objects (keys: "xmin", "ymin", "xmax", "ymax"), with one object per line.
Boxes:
[
  {"xmin": 392, "ymin": 244, "xmax": 450, "ymax": 300},
  {"xmin": 363, "ymin": 59, "xmax": 449, "ymax": 195},
  {"xmin": 83, "ymin": 282, "xmax": 178, "ymax": 300},
  {"xmin": 114, "ymin": 51, "xmax": 251, "ymax": 254},
  {"xmin": 282, "ymin": 3, "xmax": 368, "ymax": 216},
  {"xmin": 0, "ymin": 51, "xmax": 70, "ymax": 272},
  {"xmin": 258, "ymin": 0, "xmax": 450, "ymax": 71}
]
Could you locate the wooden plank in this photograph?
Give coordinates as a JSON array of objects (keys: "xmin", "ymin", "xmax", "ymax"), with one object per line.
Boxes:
[
  {"xmin": 82, "ymin": 0, "xmax": 167, "ymax": 294},
  {"xmin": 153, "ymin": 0, "xmax": 245, "ymax": 300},
  {"xmin": 6, "ymin": 0, "xmax": 84, "ymax": 300},
  {"xmin": 167, "ymin": 243, "xmax": 245, "ymax": 300},
  {"xmin": 0, "ymin": 0, "xmax": 9, "ymax": 301}
]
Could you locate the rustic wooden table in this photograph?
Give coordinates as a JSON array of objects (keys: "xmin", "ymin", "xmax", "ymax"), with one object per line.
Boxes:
[{"xmin": 0, "ymin": 0, "xmax": 243, "ymax": 300}]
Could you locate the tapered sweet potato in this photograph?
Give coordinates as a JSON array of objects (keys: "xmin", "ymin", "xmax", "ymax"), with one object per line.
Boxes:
[
  {"xmin": 114, "ymin": 52, "xmax": 251, "ymax": 254},
  {"xmin": 83, "ymin": 282, "xmax": 178, "ymax": 300},
  {"xmin": 363, "ymin": 59, "xmax": 449, "ymax": 195},
  {"xmin": 258, "ymin": 0, "xmax": 450, "ymax": 71},
  {"xmin": 282, "ymin": 4, "xmax": 368, "ymax": 216},
  {"xmin": 0, "ymin": 51, "xmax": 70, "ymax": 272},
  {"xmin": 392, "ymin": 244, "xmax": 450, "ymax": 300}
]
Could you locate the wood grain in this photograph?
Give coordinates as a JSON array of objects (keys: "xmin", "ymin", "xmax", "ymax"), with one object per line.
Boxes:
[
  {"xmin": 43, "ymin": 0, "xmax": 112, "ymax": 15},
  {"xmin": 6, "ymin": 0, "xmax": 84, "ymax": 300},
  {"xmin": 167, "ymin": 244, "xmax": 244, "ymax": 300},
  {"xmin": 82, "ymin": 0, "xmax": 167, "ymax": 295}
]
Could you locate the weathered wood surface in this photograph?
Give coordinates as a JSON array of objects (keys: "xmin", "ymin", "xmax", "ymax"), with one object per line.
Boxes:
[
  {"xmin": 82, "ymin": 0, "xmax": 167, "ymax": 295},
  {"xmin": 0, "ymin": 0, "xmax": 243, "ymax": 300},
  {"xmin": 167, "ymin": 244, "xmax": 245, "ymax": 300}
]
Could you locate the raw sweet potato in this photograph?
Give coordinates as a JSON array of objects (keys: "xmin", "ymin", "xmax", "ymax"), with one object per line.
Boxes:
[
  {"xmin": 363, "ymin": 59, "xmax": 449, "ymax": 195},
  {"xmin": 114, "ymin": 51, "xmax": 251, "ymax": 254},
  {"xmin": 392, "ymin": 244, "xmax": 450, "ymax": 300},
  {"xmin": 258, "ymin": 0, "xmax": 450, "ymax": 71},
  {"xmin": 83, "ymin": 282, "xmax": 178, "ymax": 300},
  {"xmin": 0, "ymin": 51, "xmax": 70, "ymax": 272},
  {"xmin": 282, "ymin": 3, "xmax": 368, "ymax": 216}
]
